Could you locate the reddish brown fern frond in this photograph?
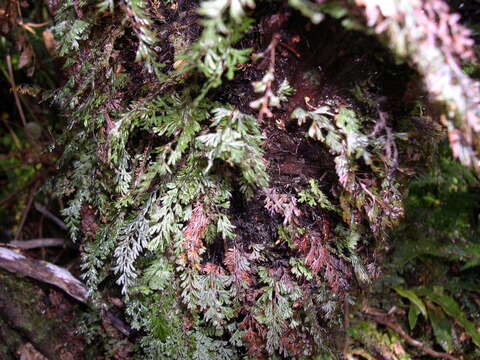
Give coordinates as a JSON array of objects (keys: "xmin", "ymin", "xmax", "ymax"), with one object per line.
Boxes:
[
  {"xmin": 297, "ymin": 230, "xmax": 351, "ymax": 293},
  {"xmin": 305, "ymin": 242, "xmax": 330, "ymax": 273},
  {"xmin": 224, "ymin": 247, "xmax": 255, "ymax": 288},
  {"xmin": 240, "ymin": 315, "xmax": 268, "ymax": 360},
  {"xmin": 182, "ymin": 202, "xmax": 208, "ymax": 269},
  {"xmin": 202, "ymin": 262, "xmax": 225, "ymax": 275},
  {"xmin": 280, "ymin": 328, "xmax": 312, "ymax": 357},
  {"xmin": 264, "ymin": 188, "xmax": 301, "ymax": 225}
]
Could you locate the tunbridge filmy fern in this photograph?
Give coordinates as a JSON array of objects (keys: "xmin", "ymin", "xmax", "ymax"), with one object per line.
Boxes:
[
  {"xmin": 291, "ymin": 105, "xmax": 405, "ymax": 233},
  {"xmin": 45, "ymin": 0, "xmax": 480, "ymax": 358}
]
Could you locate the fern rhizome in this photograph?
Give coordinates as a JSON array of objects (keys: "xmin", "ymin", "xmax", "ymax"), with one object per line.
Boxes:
[{"xmin": 48, "ymin": 0, "xmax": 468, "ymax": 358}]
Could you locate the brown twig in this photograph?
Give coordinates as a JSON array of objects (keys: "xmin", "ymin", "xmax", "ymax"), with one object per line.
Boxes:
[
  {"xmin": 6, "ymin": 54, "xmax": 27, "ymax": 127},
  {"xmin": 279, "ymin": 41, "xmax": 301, "ymax": 58},
  {"xmin": 0, "ymin": 114, "xmax": 22, "ymax": 149},
  {"xmin": 14, "ymin": 180, "xmax": 39, "ymax": 240},
  {"xmin": 374, "ymin": 106, "xmax": 399, "ymax": 174},
  {"xmin": 257, "ymin": 33, "xmax": 280, "ymax": 123},
  {"xmin": 470, "ymin": 292, "xmax": 480, "ymax": 307},
  {"xmin": 34, "ymin": 202, "xmax": 68, "ymax": 231},
  {"xmin": 7, "ymin": 238, "xmax": 66, "ymax": 249},
  {"xmin": 0, "ymin": 246, "xmax": 87, "ymax": 302},
  {"xmin": 363, "ymin": 305, "xmax": 458, "ymax": 360}
]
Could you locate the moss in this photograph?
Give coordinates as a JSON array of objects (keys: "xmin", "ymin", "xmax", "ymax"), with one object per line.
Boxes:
[
  {"xmin": 0, "ymin": 316, "xmax": 23, "ymax": 359},
  {"xmin": 0, "ymin": 270, "xmax": 90, "ymax": 359}
]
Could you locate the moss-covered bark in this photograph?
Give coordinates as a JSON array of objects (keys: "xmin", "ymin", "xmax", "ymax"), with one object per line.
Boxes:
[{"xmin": 0, "ymin": 270, "xmax": 86, "ymax": 359}]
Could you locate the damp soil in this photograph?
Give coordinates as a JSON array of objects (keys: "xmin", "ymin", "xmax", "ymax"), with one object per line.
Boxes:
[{"xmin": 206, "ymin": 8, "xmax": 414, "ymax": 257}]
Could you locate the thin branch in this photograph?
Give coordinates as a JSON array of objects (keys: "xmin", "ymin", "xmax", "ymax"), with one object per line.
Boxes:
[
  {"xmin": 6, "ymin": 54, "xmax": 27, "ymax": 127},
  {"xmin": 34, "ymin": 202, "xmax": 68, "ymax": 231},
  {"xmin": 7, "ymin": 238, "xmax": 66, "ymax": 249},
  {"xmin": 257, "ymin": 33, "xmax": 279, "ymax": 123},
  {"xmin": 0, "ymin": 246, "xmax": 87, "ymax": 302},
  {"xmin": 14, "ymin": 180, "xmax": 39, "ymax": 240},
  {"xmin": 279, "ymin": 41, "xmax": 301, "ymax": 58},
  {"xmin": 363, "ymin": 305, "xmax": 458, "ymax": 360},
  {"xmin": 105, "ymin": 311, "xmax": 132, "ymax": 338}
]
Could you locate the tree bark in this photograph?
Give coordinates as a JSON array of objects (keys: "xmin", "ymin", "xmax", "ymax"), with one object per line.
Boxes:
[{"xmin": 0, "ymin": 270, "xmax": 86, "ymax": 359}]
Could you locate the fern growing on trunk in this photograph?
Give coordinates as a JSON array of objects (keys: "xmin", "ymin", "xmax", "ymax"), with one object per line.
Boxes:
[{"xmin": 47, "ymin": 0, "xmax": 480, "ymax": 358}]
